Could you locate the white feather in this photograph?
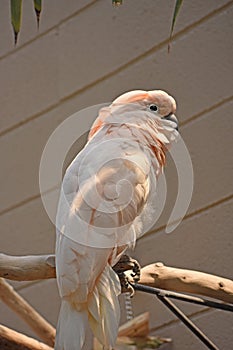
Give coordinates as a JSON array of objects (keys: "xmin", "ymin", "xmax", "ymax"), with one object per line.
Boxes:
[{"xmin": 55, "ymin": 89, "xmax": 179, "ymax": 349}]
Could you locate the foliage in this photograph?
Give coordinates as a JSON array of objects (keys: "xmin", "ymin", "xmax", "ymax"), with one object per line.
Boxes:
[
  {"xmin": 10, "ymin": 0, "xmax": 41, "ymax": 45},
  {"xmin": 112, "ymin": 0, "xmax": 184, "ymax": 50},
  {"xmin": 10, "ymin": 1, "xmax": 183, "ymax": 46},
  {"xmin": 169, "ymin": 0, "xmax": 184, "ymax": 51},
  {"xmin": 116, "ymin": 336, "xmax": 171, "ymax": 349}
]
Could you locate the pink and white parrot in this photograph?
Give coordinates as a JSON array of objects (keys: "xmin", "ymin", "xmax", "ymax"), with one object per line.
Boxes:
[{"xmin": 55, "ymin": 90, "xmax": 179, "ymax": 349}]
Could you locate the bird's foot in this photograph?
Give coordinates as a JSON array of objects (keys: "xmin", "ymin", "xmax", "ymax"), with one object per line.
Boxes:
[
  {"xmin": 113, "ymin": 254, "xmax": 141, "ymax": 294},
  {"xmin": 117, "ymin": 272, "xmax": 134, "ymax": 294}
]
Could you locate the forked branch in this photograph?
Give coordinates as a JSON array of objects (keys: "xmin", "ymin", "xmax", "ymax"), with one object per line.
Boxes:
[{"xmin": 0, "ymin": 278, "xmax": 55, "ymax": 346}]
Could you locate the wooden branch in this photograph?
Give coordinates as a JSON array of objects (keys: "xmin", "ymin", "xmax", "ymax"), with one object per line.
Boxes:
[
  {"xmin": 136, "ymin": 262, "xmax": 233, "ymax": 304},
  {"xmin": 118, "ymin": 312, "xmax": 149, "ymax": 337},
  {"xmin": 0, "ymin": 278, "xmax": 55, "ymax": 346},
  {"xmin": 0, "ymin": 324, "xmax": 53, "ymax": 350},
  {"xmin": 1, "ymin": 253, "xmax": 233, "ymax": 303},
  {"xmin": 0, "ymin": 253, "xmax": 55, "ymax": 281}
]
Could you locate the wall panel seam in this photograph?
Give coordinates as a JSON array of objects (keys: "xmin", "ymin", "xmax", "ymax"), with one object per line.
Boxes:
[
  {"xmin": 145, "ymin": 193, "xmax": 233, "ymax": 238},
  {"xmin": 1, "ymin": 0, "xmax": 231, "ymax": 62},
  {"xmin": 1, "ymin": 1, "xmax": 232, "ymax": 136},
  {"xmin": 0, "ymin": 0, "xmax": 98, "ymax": 61}
]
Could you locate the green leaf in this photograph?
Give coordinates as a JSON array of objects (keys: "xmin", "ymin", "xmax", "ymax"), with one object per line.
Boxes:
[
  {"xmin": 168, "ymin": 0, "xmax": 184, "ymax": 51},
  {"xmin": 34, "ymin": 0, "xmax": 42, "ymax": 28},
  {"xmin": 117, "ymin": 336, "xmax": 171, "ymax": 349},
  {"xmin": 10, "ymin": 0, "xmax": 22, "ymax": 45}
]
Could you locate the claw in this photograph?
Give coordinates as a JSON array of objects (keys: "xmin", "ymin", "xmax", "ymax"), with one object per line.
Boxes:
[
  {"xmin": 117, "ymin": 272, "xmax": 129, "ymax": 293},
  {"xmin": 128, "ymin": 284, "xmax": 135, "ymax": 297},
  {"xmin": 117, "ymin": 272, "xmax": 135, "ymax": 295},
  {"xmin": 130, "ymin": 259, "xmax": 141, "ymax": 282}
]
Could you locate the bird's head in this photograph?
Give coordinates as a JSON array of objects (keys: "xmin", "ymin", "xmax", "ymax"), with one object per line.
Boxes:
[
  {"xmin": 88, "ymin": 90, "xmax": 179, "ymax": 146},
  {"xmin": 112, "ymin": 89, "xmax": 178, "ymax": 131}
]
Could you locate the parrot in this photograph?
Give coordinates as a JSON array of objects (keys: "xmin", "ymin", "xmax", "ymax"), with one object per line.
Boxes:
[{"xmin": 55, "ymin": 89, "xmax": 179, "ymax": 350}]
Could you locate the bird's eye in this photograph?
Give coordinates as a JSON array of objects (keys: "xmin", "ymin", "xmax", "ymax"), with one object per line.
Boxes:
[{"xmin": 149, "ymin": 104, "xmax": 158, "ymax": 112}]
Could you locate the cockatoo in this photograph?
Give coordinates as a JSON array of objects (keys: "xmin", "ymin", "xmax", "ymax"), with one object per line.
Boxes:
[{"xmin": 55, "ymin": 90, "xmax": 179, "ymax": 350}]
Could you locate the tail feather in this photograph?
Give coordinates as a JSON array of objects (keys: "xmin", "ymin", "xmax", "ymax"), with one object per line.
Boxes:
[
  {"xmin": 89, "ymin": 265, "xmax": 121, "ymax": 348},
  {"xmin": 55, "ymin": 265, "xmax": 121, "ymax": 350},
  {"xmin": 55, "ymin": 300, "xmax": 92, "ymax": 350}
]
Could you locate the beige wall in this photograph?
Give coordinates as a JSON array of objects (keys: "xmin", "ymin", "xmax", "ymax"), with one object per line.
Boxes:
[{"xmin": 1, "ymin": 1, "xmax": 233, "ymax": 349}]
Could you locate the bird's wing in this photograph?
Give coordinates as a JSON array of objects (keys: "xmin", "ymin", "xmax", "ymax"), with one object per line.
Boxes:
[
  {"xmin": 56, "ymin": 125, "xmax": 152, "ymax": 302},
  {"xmin": 56, "ymin": 232, "xmax": 113, "ymax": 303}
]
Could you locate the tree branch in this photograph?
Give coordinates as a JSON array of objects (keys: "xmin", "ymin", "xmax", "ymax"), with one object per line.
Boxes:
[
  {"xmin": 0, "ymin": 253, "xmax": 55, "ymax": 281},
  {"xmin": 0, "ymin": 278, "xmax": 55, "ymax": 346},
  {"xmin": 0, "ymin": 253, "xmax": 233, "ymax": 303},
  {"xmin": 0, "ymin": 324, "xmax": 53, "ymax": 350},
  {"xmin": 137, "ymin": 262, "xmax": 233, "ymax": 304}
]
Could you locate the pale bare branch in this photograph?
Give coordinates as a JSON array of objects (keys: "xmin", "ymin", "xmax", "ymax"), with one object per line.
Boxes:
[
  {"xmin": 0, "ymin": 278, "xmax": 55, "ymax": 346},
  {"xmin": 0, "ymin": 253, "xmax": 55, "ymax": 281},
  {"xmin": 137, "ymin": 262, "xmax": 233, "ymax": 304},
  {"xmin": 0, "ymin": 324, "xmax": 53, "ymax": 350},
  {"xmin": 1, "ymin": 253, "xmax": 233, "ymax": 303}
]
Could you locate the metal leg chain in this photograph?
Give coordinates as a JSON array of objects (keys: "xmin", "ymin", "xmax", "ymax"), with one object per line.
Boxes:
[{"xmin": 124, "ymin": 292, "xmax": 134, "ymax": 321}]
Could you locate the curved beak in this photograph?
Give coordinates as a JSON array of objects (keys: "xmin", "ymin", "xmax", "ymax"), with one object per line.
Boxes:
[{"xmin": 163, "ymin": 113, "xmax": 178, "ymax": 131}]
